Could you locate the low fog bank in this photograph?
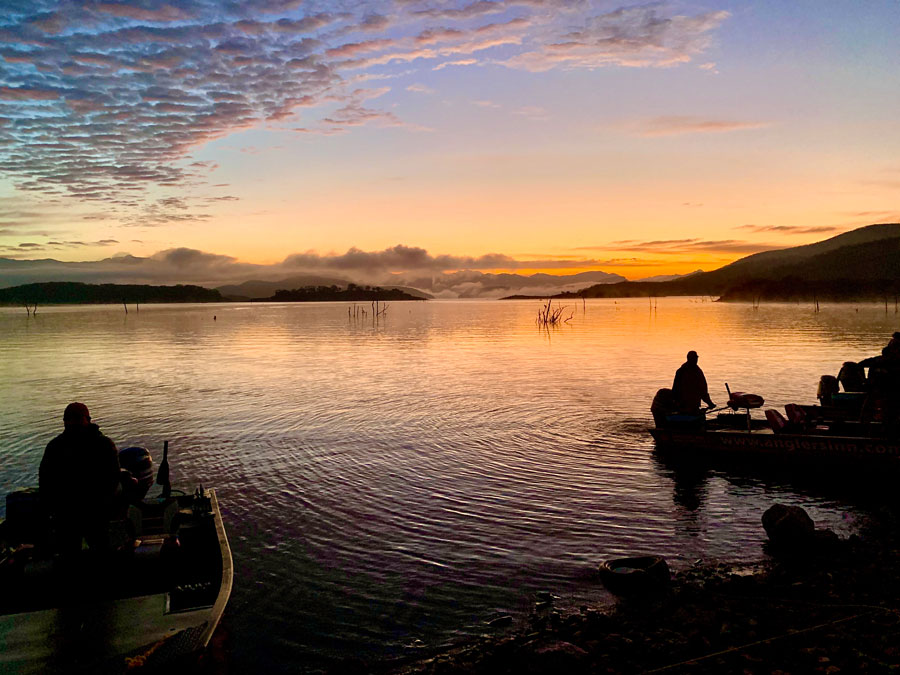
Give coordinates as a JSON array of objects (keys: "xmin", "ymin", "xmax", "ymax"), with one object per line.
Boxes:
[{"xmin": 0, "ymin": 246, "xmax": 629, "ymax": 299}]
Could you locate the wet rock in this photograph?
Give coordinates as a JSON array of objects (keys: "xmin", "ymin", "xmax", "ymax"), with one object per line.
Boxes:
[{"xmin": 762, "ymin": 504, "xmax": 815, "ymax": 549}]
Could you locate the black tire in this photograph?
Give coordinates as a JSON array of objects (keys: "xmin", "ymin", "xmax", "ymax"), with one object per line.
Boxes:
[{"xmin": 599, "ymin": 555, "xmax": 670, "ymax": 595}]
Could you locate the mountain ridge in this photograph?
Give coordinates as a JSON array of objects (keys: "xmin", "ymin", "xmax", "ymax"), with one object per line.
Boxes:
[{"xmin": 569, "ymin": 223, "xmax": 900, "ymax": 300}]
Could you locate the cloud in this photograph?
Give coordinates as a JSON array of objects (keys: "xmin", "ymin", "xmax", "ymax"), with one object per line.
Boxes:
[
  {"xmin": 94, "ymin": 3, "xmax": 194, "ymax": 22},
  {"xmin": 575, "ymin": 237, "xmax": 784, "ymax": 255},
  {"xmin": 513, "ymin": 105, "xmax": 548, "ymax": 120},
  {"xmin": 413, "ymin": 2, "xmax": 506, "ymax": 20},
  {"xmin": 499, "ymin": 6, "xmax": 730, "ymax": 71},
  {"xmin": 0, "ymin": 244, "xmax": 627, "ymax": 296},
  {"xmin": 606, "ymin": 238, "xmax": 783, "ymax": 254},
  {"xmin": 0, "ymin": 86, "xmax": 61, "ymax": 101},
  {"xmin": 0, "ymin": 0, "xmax": 731, "ymax": 223},
  {"xmin": 433, "ymin": 58, "xmax": 478, "ymax": 70},
  {"xmin": 736, "ymin": 224, "xmax": 842, "ymax": 235},
  {"xmin": 406, "ymin": 83, "xmax": 436, "ymax": 94},
  {"xmin": 631, "ymin": 116, "xmax": 769, "ymax": 137}
]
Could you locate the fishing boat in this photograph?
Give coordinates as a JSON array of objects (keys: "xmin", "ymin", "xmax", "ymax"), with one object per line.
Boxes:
[
  {"xmin": 0, "ymin": 443, "xmax": 232, "ymax": 673},
  {"xmin": 650, "ymin": 379, "xmax": 900, "ymax": 467}
]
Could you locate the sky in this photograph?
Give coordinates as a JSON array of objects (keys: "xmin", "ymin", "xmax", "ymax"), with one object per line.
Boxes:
[{"xmin": 1, "ymin": 0, "xmax": 898, "ymax": 285}]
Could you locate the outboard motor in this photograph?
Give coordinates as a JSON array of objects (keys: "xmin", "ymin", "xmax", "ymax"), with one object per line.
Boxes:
[
  {"xmin": 119, "ymin": 446, "xmax": 154, "ymax": 502},
  {"xmin": 837, "ymin": 361, "xmax": 866, "ymax": 392},
  {"xmin": 817, "ymin": 375, "xmax": 839, "ymax": 406},
  {"xmin": 651, "ymin": 388, "xmax": 675, "ymax": 427}
]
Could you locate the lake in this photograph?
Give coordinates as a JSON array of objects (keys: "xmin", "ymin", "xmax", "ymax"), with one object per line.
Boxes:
[{"xmin": 1, "ymin": 298, "xmax": 896, "ymax": 672}]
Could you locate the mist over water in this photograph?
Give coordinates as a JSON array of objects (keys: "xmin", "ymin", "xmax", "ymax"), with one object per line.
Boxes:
[{"xmin": 1, "ymin": 298, "xmax": 896, "ymax": 671}]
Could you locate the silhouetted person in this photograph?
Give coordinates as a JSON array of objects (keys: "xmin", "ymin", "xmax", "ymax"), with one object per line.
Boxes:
[
  {"xmin": 883, "ymin": 332, "xmax": 900, "ymax": 360},
  {"xmin": 672, "ymin": 351, "xmax": 714, "ymax": 415},
  {"xmin": 875, "ymin": 333, "xmax": 900, "ymax": 435},
  {"xmin": 40, "ymin": 403, "xmax": 121, "ymax": 555}
]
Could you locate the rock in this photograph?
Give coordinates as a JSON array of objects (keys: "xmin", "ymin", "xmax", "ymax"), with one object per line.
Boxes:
[
  {"xmin": 814, "ymin": 528, "xmax": 841, "ymax": 552},
  {"xmin": 525, "ymin": 641, "xmax": 588, "ymax": 674},
  {"xmin": 762, "ymin": 504, "xmax": 815, "ymax": 549}
]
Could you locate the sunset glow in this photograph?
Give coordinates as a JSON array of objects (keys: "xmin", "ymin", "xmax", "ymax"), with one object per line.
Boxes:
[{"xmin": 1, "ymin": 1, "xmax": 898, "ymax": 283}]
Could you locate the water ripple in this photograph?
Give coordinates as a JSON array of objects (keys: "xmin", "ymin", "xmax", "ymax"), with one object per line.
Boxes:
[{"xmin": 0, "ymin": 300, "xmax": 888, "ymax": 672}]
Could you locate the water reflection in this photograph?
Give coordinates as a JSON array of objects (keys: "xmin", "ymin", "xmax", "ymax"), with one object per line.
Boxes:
[{"xmin": 0, "ymin": 299, "xmax": 893, "ymax": 671}]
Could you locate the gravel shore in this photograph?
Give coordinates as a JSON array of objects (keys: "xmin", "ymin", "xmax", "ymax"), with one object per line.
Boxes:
[{"xmin": 392, "ymin": 508, "xmax": 900, "ymax": 675}]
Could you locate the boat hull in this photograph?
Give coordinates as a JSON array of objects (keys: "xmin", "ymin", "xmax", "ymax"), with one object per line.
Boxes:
[{"xmin": 650, "ymin": 426, "xmax": 900, "ymax": 467}]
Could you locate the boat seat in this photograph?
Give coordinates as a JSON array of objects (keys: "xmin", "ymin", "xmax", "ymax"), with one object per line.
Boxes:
[
  {"xmin": 728, "ymin": 392, "xmax": 765, "ymax": 410},
  {"xmin": 784, "ymin": 404, "xmax": 808, "ymax": 429},
  {"xmin": 765, "ymin": 409, "xmax": 789, "ymax": 433}
]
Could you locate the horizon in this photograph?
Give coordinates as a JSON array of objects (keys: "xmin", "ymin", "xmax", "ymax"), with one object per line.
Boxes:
[{"xmin": 1, "ymin": 1, "xmax": 899, "ymax": 281}]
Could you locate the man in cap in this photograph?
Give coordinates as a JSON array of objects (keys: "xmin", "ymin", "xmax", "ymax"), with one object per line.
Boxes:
[
  {"xmin": 672, "ymin": 351, "xmax": 715, "ymax": 415},
  {"xmin": 39, "ymin": 402, "xmax": 121, "ymax": 554}
]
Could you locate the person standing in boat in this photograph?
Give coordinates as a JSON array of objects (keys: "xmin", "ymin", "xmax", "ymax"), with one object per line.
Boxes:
[
  {"xmin": 672, "ymin": 351, "xmax": 715, "ymax": 415},
  {"xmin": 39, "ymin": 402, "xmax": 121, "ymax": 554}
]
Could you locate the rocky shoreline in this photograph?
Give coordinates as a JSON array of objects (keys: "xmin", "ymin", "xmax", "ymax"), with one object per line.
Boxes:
[{"xmin": 391, "ymin": 506, "xmax": 900, "ymax": 674}]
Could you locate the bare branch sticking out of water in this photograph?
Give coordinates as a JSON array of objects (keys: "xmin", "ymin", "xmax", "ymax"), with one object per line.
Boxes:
[{"xmin": 536, "ymin": 300, "xmax": 573, "ymax": 326}]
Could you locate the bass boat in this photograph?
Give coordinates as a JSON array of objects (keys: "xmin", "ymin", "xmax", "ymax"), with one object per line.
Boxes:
[
  {"xmin": 650, "ymin": 375, "xmax": 900, "ymax": 467},
  {"xmin": 0, "ymin": 442, "xmax": 232, "ymax": 673}
]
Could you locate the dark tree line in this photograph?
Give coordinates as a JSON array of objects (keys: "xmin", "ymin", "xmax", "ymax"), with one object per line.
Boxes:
[
  {"xmin": 255, "ymin": 285, "xmax": 422, "ymax": 302},
  {"xmin": 0, "ymin": 282, "xmax": 224, "ymax": 305}
]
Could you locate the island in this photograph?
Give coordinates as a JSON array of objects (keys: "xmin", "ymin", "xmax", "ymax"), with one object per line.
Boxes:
[
  {"xmin": 251, "ymin": 284, "xmax": 425, "ymax": 302},
  {"xmin": 0, "ymin": 281, "xmax": 224, "ymax": 306}
]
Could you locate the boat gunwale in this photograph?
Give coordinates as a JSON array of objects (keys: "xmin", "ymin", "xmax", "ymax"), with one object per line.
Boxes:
[{"xmin": 196, "ymin": 488, "xmax": 232, "ymax": 648}]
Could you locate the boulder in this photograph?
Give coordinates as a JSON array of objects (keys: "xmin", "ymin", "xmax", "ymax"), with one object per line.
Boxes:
[
  {"xmin": 762, "ymin": 504, "xmax": 815, "ymax": 548},
  {"xmin": 526, "ymin": 641, "xmax": 589, "ymax": 674}
]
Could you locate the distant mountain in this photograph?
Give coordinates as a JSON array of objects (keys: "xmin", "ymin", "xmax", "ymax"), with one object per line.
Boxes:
[
  {"xmin": 0, "ymin": 281, "xmax": 224, "ymax": 305},
  {"xmin": 718, "ymin": 235, "xmax": 900, "ymax": 301},
  {"xmin": 572, "ymin": 224, "xmax": 900, "ymax": 300},
  {"xmin": 637, "ymin": 270, "xmax": 704, "ymax": 283},
  {"xmin": 216, "ymin": 276, "xmax": 352, "ymax": 300},
  {"xmin": 690, "ymin": 223, "xmax": 900, "ymax": 290}
]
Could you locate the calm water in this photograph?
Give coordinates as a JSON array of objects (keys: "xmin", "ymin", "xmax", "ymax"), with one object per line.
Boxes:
[{"xmin": 1, "ymin": 298, "xmax": 897, "ymax": 671}]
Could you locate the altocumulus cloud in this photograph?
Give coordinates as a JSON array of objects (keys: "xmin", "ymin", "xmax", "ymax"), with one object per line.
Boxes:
[{"xmin": 0, "ymin": 0, "xmax": 730, "ymax": 223}]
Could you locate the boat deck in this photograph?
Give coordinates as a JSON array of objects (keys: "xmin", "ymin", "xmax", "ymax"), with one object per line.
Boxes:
[{"xmin": 0, "ymin": 489, "xmax": 232, "ymax": 673}]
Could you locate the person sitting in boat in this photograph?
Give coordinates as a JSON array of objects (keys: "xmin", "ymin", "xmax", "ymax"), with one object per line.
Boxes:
[
  {"xmin": 39, "ymin": 402, "xmax": 121, "ymax": 555},
  {"xmin": 672, "ymin": 351, "xmax": 715, "ymax": 415}
]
